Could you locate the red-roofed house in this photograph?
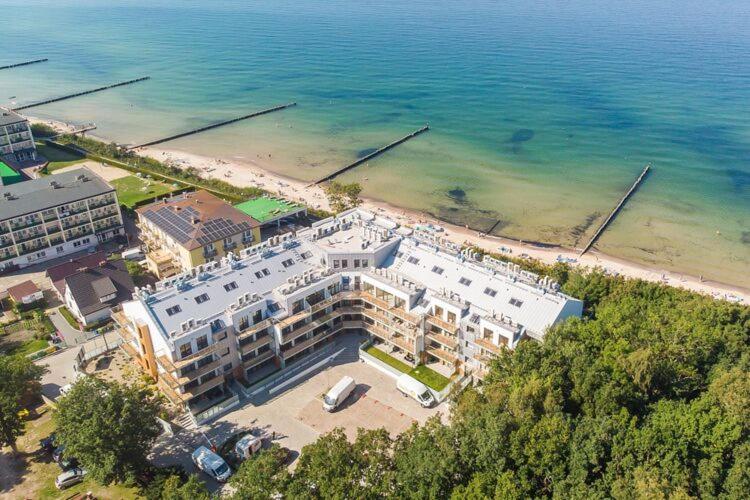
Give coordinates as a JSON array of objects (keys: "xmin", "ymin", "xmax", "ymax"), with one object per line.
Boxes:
[{"xmin": 8, "ymin": 280, "xmax": 43, "ymax": 304}]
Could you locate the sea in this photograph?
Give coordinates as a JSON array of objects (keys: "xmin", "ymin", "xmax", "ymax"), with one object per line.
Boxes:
[{"xmin": 2, "ymin": 0, "xmax": 749, "ymax": 287}]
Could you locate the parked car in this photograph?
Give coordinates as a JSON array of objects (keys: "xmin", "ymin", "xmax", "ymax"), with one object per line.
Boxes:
[
  {"xmin": 396, "ymin": 374, "xmax": 435, "ymax": 408},
  {"xmin": 55, "ymin": 467, "xmax": 86, "ymax": 490},
  {"xmin": 40, "ymin": 433, "xmax": 56, "ymax": 454},
  {"xmin": 234, "ymin": 434, "xmax": 263, "ymax": 461},
  {"xmin": 192, "ymin": 446, "xmax": 232, "ymax": 482},
  {"xmin": 323, "ymin": 376, "xmax": 356, "ymax": 412}
]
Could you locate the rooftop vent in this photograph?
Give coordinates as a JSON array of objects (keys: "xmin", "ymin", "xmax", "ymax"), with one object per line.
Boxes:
[
  {"xmin": 50, "ymin": 181, "xmax": 61, "ymax": 189},
  {"xmin": 75, "ymin": 174, "xmax": 88, "ymax": 182}
]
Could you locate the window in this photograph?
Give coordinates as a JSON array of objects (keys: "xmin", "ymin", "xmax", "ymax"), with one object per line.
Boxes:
[
  {"xmin": 254, "ymin": 271, "xmax": 264, "ymax": 279},
  {"xmin": 509, "ymin": 298, "xmax": 524, "ymax": 307},
  {"xmin": 341, "ymin": 259, "xmax": 348, "ymax": 268},
  {"xmin": 483, "ymin": 287, "xmax": 497, "ymax": 297},
  {"xmin": 333, "ymin": 260, "xmax": 340, "ymax": 269},
  {"xmin": 361, "ymin": 259, "xmax": 368, "ymax": 268},
  {"xmin": 431, "ymin": 266, "xmax": 444, "ymax": 275},
  {"xmin": 179, "ymin": 343, "xmax": 193, "ymax": 358},
  {"xmin": 196, "ymin": 335, "xmax": 208, "ymax": 350},
  {"xmin": 281, "ymin": 259, "xmax": 294, "ymax": 268},
  {"xmin": 407, "ymin": 256, "xmax": 420, "ymax": 264},
  {"xmin": 166, "ymin": 305, "xmax": 182, "ymax": 316},
  {"xmin": 195, "ymin": 293, "xmax": 210, "ymax": 304},
  {"xmin": 267, "ymin": 302, "xmax": 281, "ymax": 313},
  {"xmin": 459, "ymin": 277, "xmax": 472, "ymax": 286},
  {"xmin": 354, "ymin": 259, "xmax": 360, "ymax": 268},
  {"xmin": 223, "ymin": 281, "xmax": 238, "ymax": 292},
  {"xmin": 262, "ymin": 268, "xmax": 270, "ymax": 276},
  {"xmin": 223, "ymin": 363, "xmax": 233, "ymax": 372},
  {"xmin": 395, "ymin": 251, "xmax": 404, "ymax": 258},
  {"xmin": 300, "ymin": 251, "xmax": 312, "ymax": 260}
]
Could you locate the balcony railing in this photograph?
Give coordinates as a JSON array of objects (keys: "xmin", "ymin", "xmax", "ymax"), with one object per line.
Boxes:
[
  {"xmin": 426, "ymin": 315, "xmax": 460, "ymax": 334},
  {"xmin": 239, "ymin": 334, "xmax": 272, "ymax": 355},
  {"xmin": 281, "ymin": 309, "xmax": 345, "ymax": 344},
  {"xmin": 236, "ymin": 318, "xmax": 274, "ymax": 341},
  {"xmin": 13, "ymin": 232, "xmax": 46, "ymax": 244},
  {"xmin": 473, "ymin": 337, "xmax": 503, "ymax": 355},
  {"xmin": 242, "ymin": 349, "xmax": 275, "ymax": 369},
  {"xmin": 176, "ymin": 358, "xmax": 222, "ymax": 385},
  {"xmin": 182, "ymin": 374, "xmax": 225, "ymax": 400},
  {"xmin": 426, "ymin": 332, "xmax": 459, "ymax": 350},
  {"xmin": 362, "ymin": 322, "xmax": 416, "ymax": 354},
  {"xmin": 426, "ymin": 346, "xmax": 459, "ymax": 365},
  {"xmin": 282, "ymin": 324, "xmax": 341, "ymax": 358},
  {"xmin": 62, "ymin": 218, "xmax": 92, "ymax": 230},
  {"xmin": 172, "ymin": 342, "xmax": 223, "ymax": 368},
  {"xmin": 10, "ymin": 219, "xmax": 41, "ymax": 231}
]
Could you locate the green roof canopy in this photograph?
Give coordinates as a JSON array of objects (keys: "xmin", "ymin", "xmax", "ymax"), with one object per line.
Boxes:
[
  {"xmin": 234, "ymin": 196, "xmax": 306, "ymax": 224},
  {"xmin": 0, "ymin": 161, "xmax": 23, "ymax": 186}
]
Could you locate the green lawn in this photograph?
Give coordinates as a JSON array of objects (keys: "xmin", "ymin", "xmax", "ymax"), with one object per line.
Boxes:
[
  {"xmin": 110, "ymin": 175, "xmax": 178, "ymax": 208},
  {"xmin": 36, "ymin": 143, "xmax": 87, "ymax": 172},
  {"xmin": 58, "ymin": 306, "xmax": 80, "ymax": 330},
  {"xmin": 409, "ymin": 364, "xmax": 451, "ymax": 391},
  {"xmin": 363, "ymin": 344, "xmax": 451, "ymax": 391},
  {"xmin": 6, "ymin": 338, "xmax": 49, "ymax": 357}
]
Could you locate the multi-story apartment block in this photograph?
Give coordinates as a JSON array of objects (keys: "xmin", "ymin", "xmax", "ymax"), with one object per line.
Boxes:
[
  {"xmin": 0, "ymin": 108, "xmax": 37, "ymax": 163},
  {"xmin": 0, "ymin": 168, "xmax": 124, "ymax": 272},
  {"xmin": 115, "ymin": 209, "xmax": 582, "ymax": 422},
  {"xmin": 136, "ymin": 190, "xmax": 262, "ymax": 279}
]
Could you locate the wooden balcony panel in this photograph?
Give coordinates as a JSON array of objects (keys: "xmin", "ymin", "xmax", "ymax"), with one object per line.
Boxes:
[
  {"xmin": 282, "ymin": 325, "xmax": 340, "ymax": 359},
  {"xmin": 426, "ymin": 315, "xmax": 459, "ymax": 334},
  {"xmin": 157, "ymin": 355, "xmax": 177, "ymax": 373},
  {"xmin": 236, "ymin": 318, "xmax": 274, "ymax": 341},
  {"xmin": 239, "ymin": 334, "xmax": 272, "ymax": 355},
  {"xmin": 426, "ymin": 346, "xmax": 459, "ymax": 365},
  {"xmin": 156, "ymin": 378, "xmax": 183, "ymax": 406},
  {"xmin": 281, "ymin": 310, "xmax": 343, "ymax": 344},
  {"xmin": 242, "ymin": 349, "xmax": 275, "ymax": 369},
  {"xmin": 172, "ymin": 342, "xmax": 222, "ymax": 368},
  {"xmin": 426, "ymin": 332, "xmax": 459, "ymax": 350},
  {"xmin": 474, "ymin": 338, "xmax": 503, "ymax": 355},
  {"xmin": 183, "ymin": 375, "xmax": 224, "ymax": 399},
  {"xmin": 176, "ymin": 358, "xmax": 222, "ymax": 385}
]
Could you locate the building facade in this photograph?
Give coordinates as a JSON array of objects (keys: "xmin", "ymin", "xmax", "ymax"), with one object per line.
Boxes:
[
  {"xmin": 136, "ymin": 190, "xmax": 262, "ymax": 279},
  {"xmin": 0, "ymin": 168, "xmax": 124, "ymax": 272},
  {"xmin": 116, "ymin": 209, "xmax": 583, "ymax": 422},
  {"xmin": 0, "ymin": 108, "xmax": 37, "ymax": 163}
]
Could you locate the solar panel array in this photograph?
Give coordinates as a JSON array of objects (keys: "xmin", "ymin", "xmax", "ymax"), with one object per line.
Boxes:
[{"xmin": 142, "ymin": 205, "xmax": 252, "ymax": 246}]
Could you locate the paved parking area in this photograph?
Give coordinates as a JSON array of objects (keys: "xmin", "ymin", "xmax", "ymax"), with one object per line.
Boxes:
[{"xmin": 151, "ymin": 332, "xmax": 448, "ymax": 489}]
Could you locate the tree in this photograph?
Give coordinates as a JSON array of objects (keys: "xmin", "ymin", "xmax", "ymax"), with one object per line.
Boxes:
[
  {"xmin": 230, "ymin": 445, "xmax": 290, "ymax": 499},
  {"xmin": 54, "ymin": 377, "xmax": 162, "ymax": 484},
  {"xmin": 0, "ymin": 355, "xmax": 45, "ymax": 452},
  {"xmin": 157, "ymin": 474, "xmax": 210, "ymax": 500},
  {"xmin": 324, "ymin": 181, "xmax": 362, "ymax": 213}
]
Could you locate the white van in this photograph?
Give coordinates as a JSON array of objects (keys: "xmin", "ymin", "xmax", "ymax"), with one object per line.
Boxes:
[
  {"xmin": 396, "ymin": 374, "xmax": 435, "ymax": 408},
  {"xmin": 323, "ymin": 376, "xmax": 356, "ymax": 412},
  {"xmin": 121, "ymin": 247, "xmax": 144, "ymax": 260},
  {"xmin": 234, "ymin": 434, "xmax": 262, "ymax": 461},
  {"xmin": 192, "ymin": 446, "xmax": 232, "ymax": 482}
]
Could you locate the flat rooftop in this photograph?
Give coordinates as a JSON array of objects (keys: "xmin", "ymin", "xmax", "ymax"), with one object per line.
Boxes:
[
  {"xmin": 0, "ymin": 108, "xmax": 27, "ymax": 127},
  {"xmin": 234, "ymin": 196, "xmax": 306, "ymax": 224},
  {"xmin": 0, "ymin": 161, "xmax": 23, "ymax": 186},
  {"xmin": 0, "ymin": 167, "xmax": 113, "ymax": 221}
]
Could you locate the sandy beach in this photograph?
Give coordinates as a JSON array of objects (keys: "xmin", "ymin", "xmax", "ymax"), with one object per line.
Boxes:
[{"xmin": 31, "ymin": 117, "xmax": 749, "ymax": 304}]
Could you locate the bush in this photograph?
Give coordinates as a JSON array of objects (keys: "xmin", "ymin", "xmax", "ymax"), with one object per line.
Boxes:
[{"xmin": 30, "ymin": 123, "xmax": 57, "ymax": 138}]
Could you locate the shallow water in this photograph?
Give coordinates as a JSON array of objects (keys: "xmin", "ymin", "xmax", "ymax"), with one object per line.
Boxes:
[{"xmin": 2, "ymin": 0, "xmax": 748, "ymax": 286}]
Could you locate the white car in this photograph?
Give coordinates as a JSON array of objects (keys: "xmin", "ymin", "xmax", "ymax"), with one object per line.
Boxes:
[
  {"xmin": 55, "ymin": 467, "xmax": 86, "ymax": 489},
  {"xmin": 59, "ymin": 384, "xmax": 73, "ymax": 397},
  {"xmin": 192, "ymin": 446, "xmax": 232, "ymax": 482}
]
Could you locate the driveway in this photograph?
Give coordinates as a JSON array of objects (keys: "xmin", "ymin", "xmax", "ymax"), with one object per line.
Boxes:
[
  {"xmin": 150, "ymin": 332, "xmax": 448, "ymax": 490},
  {"xmin": 48, "ymin": 308, "xmax": 86, "ymax": 346}
]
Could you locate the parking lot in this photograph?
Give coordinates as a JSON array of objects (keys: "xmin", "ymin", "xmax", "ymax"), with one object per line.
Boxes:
[{"xmin": 151, "ymin": 332, "xmax": 448, "ymax": 488}]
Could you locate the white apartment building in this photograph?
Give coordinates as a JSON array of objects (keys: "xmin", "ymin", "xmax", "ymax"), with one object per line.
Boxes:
[
  {"xmin": 0, "ymin": 168, "xmax": 124, "ymax": 272},
  {"xmin": 0, "ymin": 108, "xmax": 37, "ymax": 163},
  {"xmin": 115, "ymin": 209, "xmax": 582, "ymax": 422}
]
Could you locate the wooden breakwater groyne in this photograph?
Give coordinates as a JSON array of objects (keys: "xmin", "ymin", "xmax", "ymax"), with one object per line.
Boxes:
[
  {"xmin": 129, "ymin": 102, "xmax": 297, "ymax": 149},
  {"xmin": 0, "ymin": 58, "xmax": 48, "ymax": 70},
  {"xmin": 13, "ymin": 76, "xmax": 150, "ymax": 111},
  {"xmin": 579, "ymin": 164, "xmax": 651, "ymax": 256},
  {"xmin": 312, "ymin": 125, "xmax": 430, "ymax": 185},
  {"xmin": 50, "ymin": 124, "xmax": 97, "ymax": 139}
]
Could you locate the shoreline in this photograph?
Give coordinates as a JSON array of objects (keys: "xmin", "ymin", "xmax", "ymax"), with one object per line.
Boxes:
[{"xmin": 30, "ymin": 117, "xmax": 749, "ymax": 304}]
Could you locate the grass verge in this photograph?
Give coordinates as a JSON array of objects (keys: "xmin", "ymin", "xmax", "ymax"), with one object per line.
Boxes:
[
  {"xmin": 110, "ymin": 175, "xmax": 178, "ymax": 208},
  {"xmin": 35, "ymin": 143, "xmax": 86, "ymax": 172},
  {"xmin": 58, "ymin": 306, "xmax": 80, "ymax": 330},
  {"xmin": 363, "ymin": 345, "xmax": 451, "ymax": 391}
]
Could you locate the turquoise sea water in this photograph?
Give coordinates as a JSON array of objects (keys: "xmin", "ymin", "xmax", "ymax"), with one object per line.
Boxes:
[{"xmin": 1, "ymin": 0, "xmax": 749, "ymax": 286}]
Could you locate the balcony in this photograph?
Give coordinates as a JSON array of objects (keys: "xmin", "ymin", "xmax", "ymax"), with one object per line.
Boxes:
[
  {"xmin": 183, "ymin": 374, "xmax": 225, "ymax": 400},
  {"xmin": 426, "ymin": 315, "xmax": 460, "ymax": 334},
  {"xmin": 60, "ymin": 205, "xmax": 89, "ymax": 217},
  {"xmin": 13, "ymin": 232, "xmax": 46, "ymax": 244},
  {"xmin": 203, "ymin": 249, "xmax": 218, "ymax": 259},
  {"xmin": 354, "ymin": 290, "xmax": 421, "ymax": 324},
  {"xmin": 94, "ymin": 221, "xmax": 122, "ymax": 234},
  {"xmin": 282, "ymin": 324, "xmax": 341, "ymax": 359},
  {"xmin": 281, "ymin": 309, "xmax": 344, "ymax": 344},
  {"xmin": 10, "ymin": 219, "xmax": 41, "ymax": 231},
  {"xmin": 473, "ymin": 337, "xmax": 503, "ymax": 356},
  {"xmin": 223, "ymin": 241, "xmax": 238, "ymax": 251},
  {"xmin": 426, "ymin": 332, "xmax": 459, "ymax": 350},
  {"xmin": 242, "ymin": 349, "xmax": 275, "ymax": 369},
  {"xmin": 176, "ymin": 358, "xmax": 222, "ymax": 385},
  {"xmin": 172, "ymin": 342, "xmax": 223, "ymax": 368},
  {"xmin": 91, "ymin": 209, "xmax": 119, "ymax": 222},
  {"xmin": 0, "ymin": 239, "xmax": 14, "ymax": 249},
  {"xmin": 66, "ymin": 228, "xmax": 93, "ymax": 240},
  {"xmin": 362, "ymin": 322, "xmax": 416, "ymax": 354},
  {"xmin": 236, "ymin": 318, "xmax": 274, "ymax": 341},
  {"xmin": 17, "ymin": 245, "xmax": 48, "ymax": 257},
  {"xmin": 239, "ymin": 333, "xmax": 272, "ymax": 355},
  {"xmin": 426, "ymin": 346, "xmax": 459, "ymax": 365},
  {"xmin": 62, "ymin": 217, "xmax": 92, "ymax": 231},
  {"xmin": 88, "ymin": 198, "xmax": 115, "ymax": 210}
]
